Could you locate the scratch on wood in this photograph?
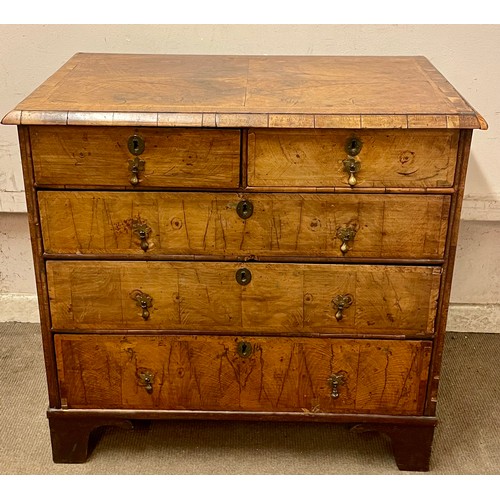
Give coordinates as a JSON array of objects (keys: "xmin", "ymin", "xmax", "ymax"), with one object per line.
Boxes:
[
  {"xmin": 158, "ymin": 345, "xmax": 171, "ymax": 401},
  {"xmin": 397, "ymin": 348, "xmax": 418, "ymax": 405},
  {"xmin": 103, "ymin": 199, "xmax": 119, "ymax": 249},
  {"xmin": 68, "ymin": 199, "xmax": 83, "ymax": 250},
  {"xmin": 222, "ymin": 347, "xmax": 242, "ymax": 396},
  {"xmin": 69, "ymin": 342, "xmax": 88, "ymax": 405},
  {"xmin": 387, "ymin": 272, "xmax": 404, "ymax": 314},
  {"xmin": 294, "ymin": 198, "xmax": 304, "ymax": 250},
  {"xmin": 176, "ymin": 272, "xmax": 182, "ymax": 325},
  {"xmin": 298, "ymin": 344, "xmax": 316, "ymax": 399},
  {"xmin": 379, "ymin": 348, "xmax": 391, "ymax": 403},
  {"xmin": 276, "ymin": 345, "xmax": 295, "ymax": 407},
  {"xmin": 181, "ymin": 200, "xmax": 191, "ymax": 250},
  {"xmin": 88, "ymin": 197, "xmax": 98, "ymax": 250},
  {"xmin": 380, "ymin": 200, "xmax": 387, "ymax": 256},
  {"xmin": 257, "ymin": 346, "xmax": 270, "ymax": 405},
  {"xmin": 271, "ymin": 214, "xmax": 281, "ymax": 250},
  {"xmin": 202, "ymin": 202, "xmax": 214, "ymax": 250},
  {"xmin": 218, "ymin": 212, "xmax": 227, "ymax": 250},
  {"xmin": 185, "ymin": 343, "xmax": 203, "ymax": 401},
  {"xmin": 239, "ymin": 219, "xmax": 247, "ymax": 251},
  {"xmin": 105, "ymin": 352, "xmax": 112, "ymax": 385}
]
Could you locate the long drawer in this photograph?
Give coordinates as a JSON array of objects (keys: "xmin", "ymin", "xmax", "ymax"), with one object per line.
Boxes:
[
  {"xmin": 248, "ymin": 129, "xmax": 459, "ymax": 188},
  {"xmin": 55, "ymin": 334, "xmax": 432, "ymax": 415},
  {"xmin": 39, "ymin": 191, "xmax": 450, "ymax": 260},
  {"xmin": 46, "ymin": 261, "xmax": 441, "ymax": 336},
  {"xmin": 30, "ymin": 126, "xmax": 241, "ymax": 188}
]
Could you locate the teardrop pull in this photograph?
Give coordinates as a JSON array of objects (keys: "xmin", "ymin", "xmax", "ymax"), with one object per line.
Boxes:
[{"xmin": 348, "ymin": 171, "xmax": 357, "ymax": 186}]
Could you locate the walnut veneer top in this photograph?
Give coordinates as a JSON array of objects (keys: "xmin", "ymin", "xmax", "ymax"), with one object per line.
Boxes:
[{"xmin": 2, "ymin": 53, "xmax": 487, "ymax": 129}]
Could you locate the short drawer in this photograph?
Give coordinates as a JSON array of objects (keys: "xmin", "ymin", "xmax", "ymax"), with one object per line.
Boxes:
[
  {"xmin": 248, "ymin": 129, "xmax": 459, "ymax": 188},
  {"xmin": 47, "ymin": 261, "xmax": 441, "ymax": 336},
  {"xmin": 39, "ymin": 191, "xmax": 450, "ymax": 260},
  {"xmin": 55, "ymin": 334, "xmax": 432, "ymax": 415},
  {"xmin": 30, "ymin": 126, "xmax": 240, "ymax": 188}
]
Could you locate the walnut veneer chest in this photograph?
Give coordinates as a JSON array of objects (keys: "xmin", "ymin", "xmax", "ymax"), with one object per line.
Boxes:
[{"xmin": 3, "ymin": 54, "xmax": 486, "ymax": 471}]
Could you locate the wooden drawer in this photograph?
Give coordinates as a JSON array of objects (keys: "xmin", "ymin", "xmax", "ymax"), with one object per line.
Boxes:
[
  {"xmin": 47, "ymin": 261, "xmax": 441, "ymax": 336},
  {"xmin": 39, "ymin": 191, "xmax": 450, "ymax": 260},
  {"xmin": 30, "ymin": 126, "xmax": 240, "ymax": 188},
  {"xmin": 248, "ymin": 129, "xmax": 459, "ymax": 188},
  {"xmin": 55, "ymin": 334, "xmax": 432, "ymax": 415}
]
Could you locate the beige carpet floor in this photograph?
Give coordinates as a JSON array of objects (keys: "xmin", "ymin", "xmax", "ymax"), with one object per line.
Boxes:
[{"xmin": 1, "ymin": 322, "xmax": 499, "ymax": 474}]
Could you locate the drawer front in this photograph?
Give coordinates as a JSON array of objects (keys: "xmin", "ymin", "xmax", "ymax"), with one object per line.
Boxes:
[
  {"xmin": 248, "ymin": 129, "xmax": 459, "ymax": 188},
  {"xmin": 47, "ymin": 261, "xmax": 441, "ymax": 335},
  {"xmin": 30, "ymin": 126, "xmax": 240, "ymax": 188},
  {"xmin": 39, "ymin": 191, "xmax": 450, "ymax": 260},
  {"xmin": 55, "ymin": 334, "xmax": 432, "ymax": 415}
]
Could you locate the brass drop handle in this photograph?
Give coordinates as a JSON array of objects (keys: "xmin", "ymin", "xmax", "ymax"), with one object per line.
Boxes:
[
  {"xmin": 137, "ymin": 370, "xmax": 154, "ymax": 394},
  {"xmin": 132, "ymin": 221, "xmax": 151, "ymax": 252},
  {"xmin": 336, "ymin": 226, "xmax": 357, "ymax": 255},
  {"xmin": 343, "ymin": 158, "xmax": 361, "ymax": 187},
  {"xmin": 328, "ymin": 373, "xmax": 345, "ymax": 399},
  {"xmin": 332, "ymin": 294, "xmax": 354, "ymax": 321},
  {"xmin": 130, "ymin": 289, "xmax": 153, "ymax": 320},
  {"xmin": 128, "ymin": 157, "xmax": 146, "ymax": 186}
]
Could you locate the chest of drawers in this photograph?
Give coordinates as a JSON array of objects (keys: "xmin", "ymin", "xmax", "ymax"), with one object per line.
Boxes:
[{"xmin": 3, "ymin": 54, "xmax": 486, "ymax": 471}]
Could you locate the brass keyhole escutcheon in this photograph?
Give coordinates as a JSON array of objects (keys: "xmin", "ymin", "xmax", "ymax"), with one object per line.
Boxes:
[
  {"xmin": 345, "ymin": 137, "xmax": 363, "ymax": 157},
  {"xmin": 236, "ymin": 268, "xmax": 252, "ymax": 286},
  {"xmin": 236, "ymin": 199, "xmax": 254, "ymax": 219},
  {"xmin": 237, "ymin": 340, "xmax": 253, "ymax": 358},
  {"xmin": 128, "ymin": 134, "xmax": 145, "ymax": 155}
]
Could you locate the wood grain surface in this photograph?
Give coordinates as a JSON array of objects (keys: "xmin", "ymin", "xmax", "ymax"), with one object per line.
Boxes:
[
  {"xmin": 30, "ymin": 126, "xmax": 240, "ymax": 188},
  {"xmin": 54, "ymin": 334, "xmax": 432, "ymax": 414},
  {"xmin": 2, "ymin": 54, "xmax": 486, "ymax": 129},
  {"xmin": 46, "ymin": 261, "xmax": 441, "ymax": 335},
  {"xmin": 39, "ymin": 191, "xmax": 450, "ymax": 259},
  {"xmin": 248, "ymin": 129, "xmax": 459, "ymax": 188}
]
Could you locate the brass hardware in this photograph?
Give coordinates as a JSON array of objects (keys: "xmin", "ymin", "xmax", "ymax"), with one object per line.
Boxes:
[
  {"xmin": 343, "ymin": 137, "xmax": 362, "ymax": 187},
  {"xmin": 137, "ymin": 370, "xmax": 154, "ymax": 394},
  {"xmin": 343, "ymin": 158, "xmax": 361, "ymax": 187},
  {"xmin": 236, "ymin": 199, "xmax": 254, "ymax": 219},
  {"xmin": 328, "ymin": 372, "xmax": 345, "ymax": 399},
  {"xmin": 237, "ymin": 340, "xmax": 253, "ymax": 358},
  {"xmin": 128, "ymin": 134, "xmax": 145, "ymax": 155},
  {"xmin": 236, "ymin": 268, "xmax": 252, "ymax": 286},
  {"xmin": 345, "ymin": 137, "xmax": 363, "ymax": 157},
  {"xmin": 332, "ymin": 294, "xmax": 354, "ymax": 321},
  {"xmin": 130, "ymin": 289, "xmax": 153, "ymax": 320},
  {"xmin": 132, "ymin": 221, "xmax": 151, "ymax": 252},
  {"xmin": 336, "ymin": 226, "xmax": 357, "ymax": 255},
  {"xmin": 128, "ymin": 157, "xmax": 146, "ymax": 186}
]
